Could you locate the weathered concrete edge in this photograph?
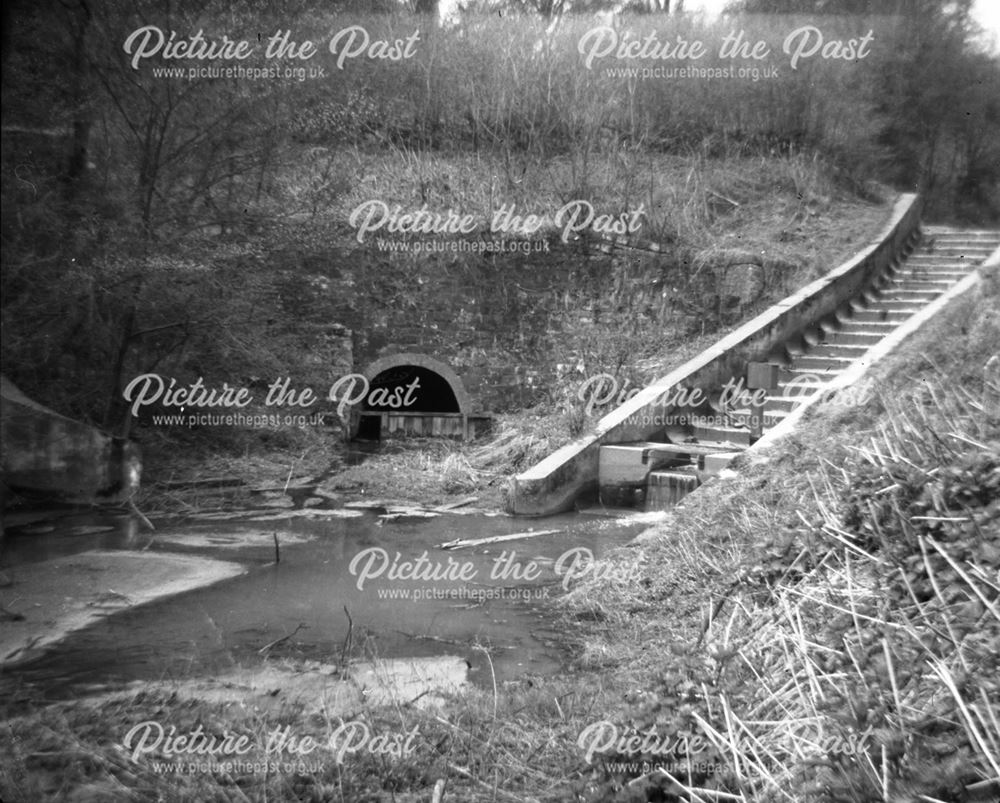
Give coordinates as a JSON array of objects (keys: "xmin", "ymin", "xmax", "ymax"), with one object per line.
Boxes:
[
  {"xmin": 622, "ymin": 242, "xmax": 999, "ymax": 548},
  {"xmin": 750, "ymin": 256, "xmax": 991, "ymax": 452},
  {"xmin": 508, "ymin": 194, "xmax": 923, "ymax": 516},
  {"xmin": 1, "ymin": 375, "xmax": 141, "ymax": 504}
]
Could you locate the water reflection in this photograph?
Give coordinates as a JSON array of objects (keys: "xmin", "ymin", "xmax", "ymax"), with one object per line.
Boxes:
[{"xmin": 2, "ymin": 506, "xmax": 650, "ymax": 698}]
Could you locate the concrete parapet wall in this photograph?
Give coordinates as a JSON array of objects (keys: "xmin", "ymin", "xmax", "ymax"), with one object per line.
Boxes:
[
  {"xmin": 1, "ymin": 377, "xmax": 140, "ymax": 505},
  {"xmin": 509, "ymin": 193, "xmax": 923, "ymax": 516}
]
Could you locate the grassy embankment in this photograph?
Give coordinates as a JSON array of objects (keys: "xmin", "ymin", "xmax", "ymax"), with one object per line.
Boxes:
[{"xmin": 3, "ymin": 235, "xmax": 996, "ymax": 803}]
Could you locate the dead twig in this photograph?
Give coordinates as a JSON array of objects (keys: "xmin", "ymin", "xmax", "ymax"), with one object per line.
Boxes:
[
  {"xmin": 129, "ymin": 498, "xmax": 155, "ymax": 531},
  {"xmin": 340, "ymin": 606, "xmax": 353, "ymax": 667},
  {"xmin": 258, "ymin": 623, "xmax": 307, "ymax": 655},
  {"xmin": 438, "ymin": 529, "xmax": 561, "ymax": 550}
]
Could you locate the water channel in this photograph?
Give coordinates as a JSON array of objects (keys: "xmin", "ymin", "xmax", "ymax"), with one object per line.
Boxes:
[{"xmin": 1, "ymin": 506, "xmax": 656, "ymax": 699}]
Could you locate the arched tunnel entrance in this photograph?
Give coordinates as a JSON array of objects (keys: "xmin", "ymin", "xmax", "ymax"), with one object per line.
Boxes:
[{"xmin": 354, "ymin": 354, "xmax": 489, "ymax": 441}]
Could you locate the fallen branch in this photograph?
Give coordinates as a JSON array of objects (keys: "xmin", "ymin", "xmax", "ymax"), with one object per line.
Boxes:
[
  {"xmin": 432, "ymin": 496, "xmax": 479, "ymax": 512},
  {"xmin": 707, "ymin": 188, "xmax": 741, "ymax": 208},
  {"xmin": 437, "ymin": 529, "xmax": 561, "ymax": 550},
  {"xmin": 128, "ymin": 498, "xmax": 155, "ymax": 531},
  {"xmin": 248, "ymin": 483, "xmax": 315, "ymax": 494},
  {"xmin": 258, "ymin": 623, "xmax": 307, "ymax": 655},
  {"xmin": 340, "ymin": 606, "xmax": 353, "ymax": 667},
  {"xmin": 394, "ymin": 630, "xmax": 466, "ymax": 647},
  {"xmin": 160, "ymin": 477, "xmax": 244, "ymax": 490}
]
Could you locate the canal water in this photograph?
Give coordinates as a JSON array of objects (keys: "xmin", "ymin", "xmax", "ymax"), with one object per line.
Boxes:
[{"xmin": 1, "ymin": 506, "xmax": 656, "ymax": 697}]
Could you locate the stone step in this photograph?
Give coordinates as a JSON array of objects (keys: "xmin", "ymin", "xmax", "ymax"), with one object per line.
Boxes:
[
  {"xmin": 904, "ymin": 257, "xmax": 981, "ymax": 267},
  {"xmin": 922, "ymin": 235, "xmax": 1000, "ymax": 243},
  {"xmin": 875, "ymin": 289, "xmax": 941, "ymax": 301},
  {"xmin": 923, "ymin": 255, "xmax": 992, "ymax": 264},
  {"xmin": 790, "ymin": 355, "xmax": 857, "ymax": 372},
  {"xmin": 897, "ymin": 272, "xmax": 967, "ymax": 282},
  {"xmin": 931, "ymin": 242, "xmax": 1000, "ymax": 250},
  {"xmin": 920, "ymin": 265, "xmax": 983, "ymax": 276},
  {"xmin": 906, "ymin": 253, "xmax": 980, "ymax": 261},
  {"xmin": 922, "ymin": 226, "xmax": 1000, "ymax": 237},
  {"xmin": 924, "ymin": 237, "xmax": 1000, "ymax": 245},
  {"xmin": 923, "ymin": 241, "xmax": 996, "ymax": 248},
  {"xmin": 929, "ymin": 253, "xmax": 998, "ymax": 260},
  {"xmin": 901, "ymin": 265, "xmax": 968, "ymax": 274},
  {"xmin": 824, "ymin": 330, "xmax": 886, "ymax": 346},
  {"xmin": 898, "ymin": 276, "xmax": 972, "ymax": 286},
  {"xmin": 873, "ymin": 297, "xmax": 939, "ymax": 308},
  {"xmin": 886, "ymin": 277, "xmax": 956, "ymax": 287},
  {"xmin": 923, "ymin": 245, "xmax": 999, "ymax": 250},
  {"xmin": 919, "ymin": 233, "xmax": 997, "ymax": 242},
  {"xmin": 929, "ymin": 245, "xmax": 1000, "ymax": 251},
  {"xmin": 808, "ymin": 343, "xmax": 870, "ymax": 358},
  {"xmin": 915, "ymin": 236, "xmax": 995, "ymax": 243},
  {"xmin": 852, "ymin": 298, "xmax": 923, "ymax": 311},
  {"xmin": 920, "ymin": 241, "xmax": 996, "ymax": 250},
  {"xmin": 836, "ymin": 315, "xmax": 902, "ymax": 326},
  {"xmin": 844, "ymin": 309, "xmax": 916, "ymax": 324},
  {"xmin": 878, "ymin": 277, "xmax": 939, "ymax": 293},
  {"xmin": 921, "ymin": 241, "xmax": 1000, "ymax": 249},
  {"xmin": 836, "ymin": 319, "xmax": 904, "ymax": 333}
]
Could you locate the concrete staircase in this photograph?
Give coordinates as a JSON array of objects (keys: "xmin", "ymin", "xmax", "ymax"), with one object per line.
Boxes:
[{"xmin": 597, "ymin": 227, "xmax": 1000, "ymax": 511}]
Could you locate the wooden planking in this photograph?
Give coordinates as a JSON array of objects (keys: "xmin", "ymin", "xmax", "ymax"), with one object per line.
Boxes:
[{"xmin": 356, "ymin": 411, "xmax": 491, "ymax": 440}]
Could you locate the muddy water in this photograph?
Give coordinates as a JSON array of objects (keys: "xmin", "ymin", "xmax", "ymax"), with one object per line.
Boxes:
[{"xmin": 1, "ymin": 507, "xmax": 654, "ymax": 697}]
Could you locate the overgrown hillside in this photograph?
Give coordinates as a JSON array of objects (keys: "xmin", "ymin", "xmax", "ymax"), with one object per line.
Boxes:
[{"xmin": 2, "ymin": 2, "xmax": 997, "ymax": 482}]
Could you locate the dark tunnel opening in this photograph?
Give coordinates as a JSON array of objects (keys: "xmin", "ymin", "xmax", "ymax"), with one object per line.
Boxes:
[{"xmin": 362, "ymin": 365, "xmax": 460, "ymax": 414}]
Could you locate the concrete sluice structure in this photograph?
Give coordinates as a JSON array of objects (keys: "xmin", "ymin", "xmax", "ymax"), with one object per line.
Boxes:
[{"xmin": 509, "ymin": 194, "xmax": 1000, "ymax": 515}]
